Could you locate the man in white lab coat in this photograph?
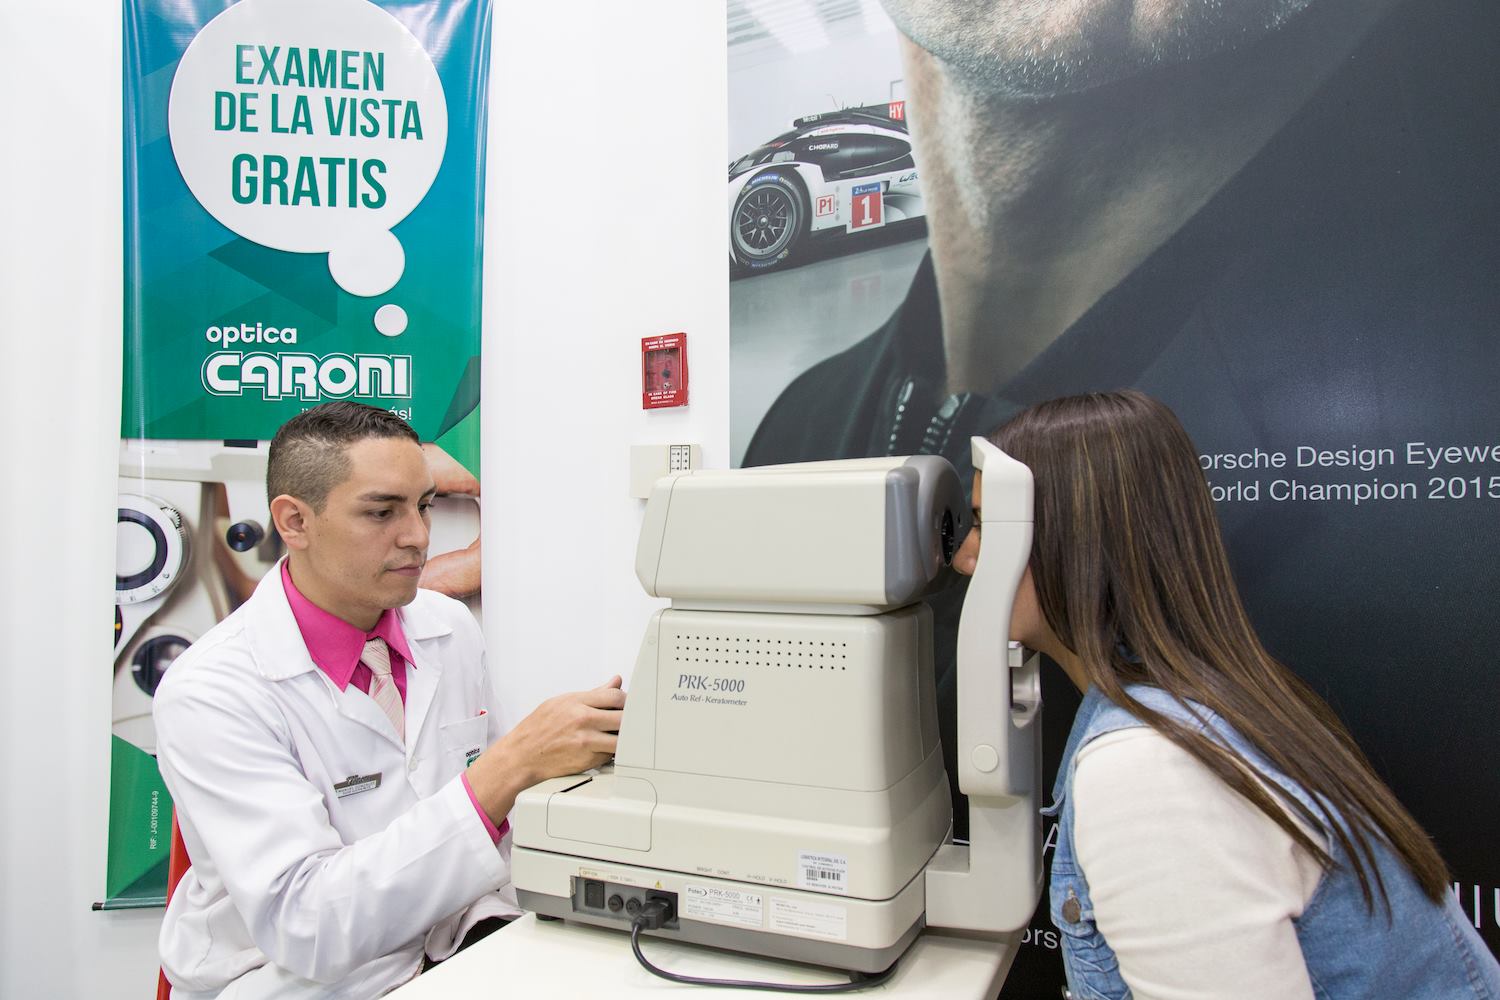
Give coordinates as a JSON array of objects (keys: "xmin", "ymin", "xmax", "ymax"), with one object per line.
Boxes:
[{"xmin": 153, "ymin": 401, "xmax": 624, "ymax": 999}]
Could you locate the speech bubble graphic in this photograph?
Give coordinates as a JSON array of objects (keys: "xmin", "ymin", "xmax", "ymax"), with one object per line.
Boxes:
[
  {"xmin": 374, "ymin": 303, "xmax": 408, "ymax": 336},
  {"xmin": 168, "ymin": 0, "xmax": 448, "ymax": 298}
]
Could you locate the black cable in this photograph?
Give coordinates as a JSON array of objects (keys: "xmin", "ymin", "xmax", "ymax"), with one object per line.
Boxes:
[{"xmin": 629, "ymin": 902, "xmax": 898, "ymax": 993}]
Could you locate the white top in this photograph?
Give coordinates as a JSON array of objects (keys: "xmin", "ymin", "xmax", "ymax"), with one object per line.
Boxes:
[{"xmin": 1072, "ymin": 727, "xmax": 1327, "ymax": 1000}]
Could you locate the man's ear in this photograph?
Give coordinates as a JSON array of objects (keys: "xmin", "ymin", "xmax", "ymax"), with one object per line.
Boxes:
[{"xmin": 271, "ymin": 494, "xmax": 313, "ymax": 551}]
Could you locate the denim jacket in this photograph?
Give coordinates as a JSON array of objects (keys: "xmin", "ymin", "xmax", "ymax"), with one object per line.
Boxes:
[{"xmin": 1041, "ymin": 684, "xmax": 1500, "ymax": 1000}]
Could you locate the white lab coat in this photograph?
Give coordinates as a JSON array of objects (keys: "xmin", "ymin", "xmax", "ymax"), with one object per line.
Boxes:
[{"xmin": 153, "ymin": 563, "xmax": 519, "ymax": 999}]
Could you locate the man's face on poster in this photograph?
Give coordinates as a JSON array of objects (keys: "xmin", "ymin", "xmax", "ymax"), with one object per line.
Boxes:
[{"xmin": 880, "ymin": 0, "xmax": 1314, "ymax": 96}]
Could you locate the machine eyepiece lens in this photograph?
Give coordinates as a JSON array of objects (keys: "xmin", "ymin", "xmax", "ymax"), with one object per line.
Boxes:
[{"xmin": 226, "ymin": 520, "xmax": 265, "ymax": 552}]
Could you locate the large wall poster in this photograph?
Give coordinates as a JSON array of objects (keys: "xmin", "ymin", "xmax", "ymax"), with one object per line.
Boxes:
[
  {"xmin": 109, "ymin": 0, "xmax": 492, "ymax": 908},
  {"xmin": 729, "ymin": 0, "xmax": 1499, "ymax": 991},
  {"xmin": 726, "ymin": 3, "xmax": 928, "ymax": 469}
]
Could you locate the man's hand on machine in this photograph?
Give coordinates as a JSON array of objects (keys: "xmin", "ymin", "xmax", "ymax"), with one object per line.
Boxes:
[{"xmin": 465, "ymin": 676, "xmax": 626, "ymax": 825}]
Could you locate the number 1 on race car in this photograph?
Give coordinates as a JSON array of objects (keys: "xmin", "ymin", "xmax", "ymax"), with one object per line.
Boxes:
[{"xmin": 849, "ymin": 183, "xmax": 885, "ymax": 232}]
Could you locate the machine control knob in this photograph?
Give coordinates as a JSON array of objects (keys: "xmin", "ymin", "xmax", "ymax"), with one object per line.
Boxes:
[
  {"xmin": 971, "ymin": 744, "xmax": 1000, "ymax": 773},
  {"xmin": 116, "ymin": 494, "xmax": 190, "ymax": 605},
  {"xmin": 607, "ymin": 894, "xmax": 624, "ymax": 913},
  {"xmin": 226, "ymin": 520, "xmax": 265, "ymax": 552}
]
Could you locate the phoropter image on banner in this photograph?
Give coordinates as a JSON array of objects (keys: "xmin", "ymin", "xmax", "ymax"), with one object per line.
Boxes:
[
  {"xmin": 110, "ymin": 0, "xmax": 493, "ymax": 908},
  {"xmin": 728, "ymin": 0, "xmax": 1500, "ymax": 991}
]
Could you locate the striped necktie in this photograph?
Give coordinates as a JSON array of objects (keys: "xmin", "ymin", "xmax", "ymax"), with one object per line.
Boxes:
[{"xmin": 361, "ymin": 637, "xmax": 404, "ymax": 742}]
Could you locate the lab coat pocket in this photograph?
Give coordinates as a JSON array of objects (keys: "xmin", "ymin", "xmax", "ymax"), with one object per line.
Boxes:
[{"xmin": 439, "ymin": 714, "xmax": 489, "ymax": 779}]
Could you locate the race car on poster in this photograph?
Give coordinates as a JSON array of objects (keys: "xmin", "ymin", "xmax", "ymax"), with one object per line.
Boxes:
[{"xmin": 728, "ymin": 101, "xmax": 925, "ymax": 274}]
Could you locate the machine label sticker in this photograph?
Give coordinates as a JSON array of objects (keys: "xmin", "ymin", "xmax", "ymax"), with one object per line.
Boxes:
[
  {"xmin": 333, "ymin": 772, "xmax": 382, "ymax": 798},
  {"xmin": 682, "ymin": 884, "xmax": 765, "ymax": 929},
  {"xmin": 769, "ymin": 896, "xmax": 848, "ymax": 941},
  {"xmin": 796, "ymin": 851, "xmax": 848, "ymax": 893},
  {"xmin": 578, "ymin": 866, "xmax": 645, "ymax": 888}
]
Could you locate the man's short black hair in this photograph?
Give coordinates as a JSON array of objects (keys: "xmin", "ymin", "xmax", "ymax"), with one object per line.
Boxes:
[{"xmin": 267, "ymin": 402, "xmax": 420, "ymax": 511}]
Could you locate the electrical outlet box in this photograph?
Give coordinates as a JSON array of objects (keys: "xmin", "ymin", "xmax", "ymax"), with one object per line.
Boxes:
[{"xmin": 630, "ymin": 444, "xmax": 701, "ymax": 498}]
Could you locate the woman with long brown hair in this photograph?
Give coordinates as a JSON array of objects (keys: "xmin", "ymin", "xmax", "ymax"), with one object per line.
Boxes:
[{"xmin": 952, "ymin": 390, "xmax": 1498, "ymax": 999}]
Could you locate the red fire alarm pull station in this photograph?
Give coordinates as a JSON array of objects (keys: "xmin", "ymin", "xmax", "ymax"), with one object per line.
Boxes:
[{"xmin": 642, "ymin": 332, "xmax": 688, "ymax": 409}]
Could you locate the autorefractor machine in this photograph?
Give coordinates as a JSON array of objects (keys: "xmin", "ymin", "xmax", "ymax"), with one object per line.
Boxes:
[{"xmin": 511, "ymin": 438, "xmax": 1042, "ymax": 979}]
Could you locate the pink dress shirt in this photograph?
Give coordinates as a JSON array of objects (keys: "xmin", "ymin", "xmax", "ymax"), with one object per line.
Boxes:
[{"xmin": 281, "ymin": 562, "xmax": 505, "ymax": 842}]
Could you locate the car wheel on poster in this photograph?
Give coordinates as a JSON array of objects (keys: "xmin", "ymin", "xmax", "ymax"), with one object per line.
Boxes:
[{"xmin": 731, "ymin": 171, "xmax": 808, "ymax": 272}]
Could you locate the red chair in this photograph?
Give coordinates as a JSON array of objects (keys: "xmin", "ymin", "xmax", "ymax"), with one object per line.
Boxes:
[{"xmin": 156, "ymin": 812, "xmax": 192, "ymax": 1000}]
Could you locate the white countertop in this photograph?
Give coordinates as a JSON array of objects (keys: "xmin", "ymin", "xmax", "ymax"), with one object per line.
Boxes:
[{"xmin": 391, "ymin": 914, "xmax": 1017, "ymax": 999}]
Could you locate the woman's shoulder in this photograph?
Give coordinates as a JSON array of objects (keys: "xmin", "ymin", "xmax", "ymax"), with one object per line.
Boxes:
[
  {"xmin": 1075, "ymin": 724, "xmax": 1208, "ymax": 794},
  {"xmin": 1074, "ymin": 724, "xmax": 1324, "ymax": 878},
  {"xmin": 1074, "ymin": 711, "xmax": 1326, "ymax": 853},
  {"xmin": 1074, "ymin": 682, "xmax": 1222, "ymax": 745}
]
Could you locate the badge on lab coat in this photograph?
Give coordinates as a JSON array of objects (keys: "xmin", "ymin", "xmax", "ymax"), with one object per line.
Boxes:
[{"xmin": 333, "ymin": 773, "xmax": 382, "ymax": 798}]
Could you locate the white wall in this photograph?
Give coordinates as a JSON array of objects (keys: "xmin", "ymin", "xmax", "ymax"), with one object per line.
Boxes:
[
  {"xmin": 481, "ymin": 2, "xmax": 729, "ymax": 727},
  {"xmin": 0, "ymin": 1, "xmax": 726, "ymax": 994}
]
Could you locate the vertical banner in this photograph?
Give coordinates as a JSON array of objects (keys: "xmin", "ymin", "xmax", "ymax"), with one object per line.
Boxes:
[
  {"xmin": 729, "ymin": 0, "xmax": 1499, "ymax": 991},
  {"xmin": 109, "ymin": 0, "xmax": 492, "ymax": 908}
]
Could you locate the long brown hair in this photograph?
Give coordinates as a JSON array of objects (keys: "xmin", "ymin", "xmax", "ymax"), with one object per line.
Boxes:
[{"xmin": 993, "ymin": 390, "xmax": 1448, "ymax": 909}]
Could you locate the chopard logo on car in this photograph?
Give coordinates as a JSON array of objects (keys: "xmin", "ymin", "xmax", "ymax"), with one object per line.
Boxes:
[{"xmin": 807, "ymin": 142, "xmax": 838, "ymax": 151}]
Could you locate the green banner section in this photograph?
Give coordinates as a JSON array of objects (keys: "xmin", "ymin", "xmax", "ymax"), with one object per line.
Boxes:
[
  {"xmin": 105, "ymin": 736, "xmax": 173, "ymax": 906},
  {"xmin": 113, "ymin": 0, "xmax": 493, "ymax": 910},
  {"xmin": 123, "ymin": 0, "xmax": 493, "ymax": 444}
]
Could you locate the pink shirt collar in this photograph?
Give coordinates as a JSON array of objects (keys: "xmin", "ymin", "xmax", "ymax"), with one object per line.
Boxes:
[{"xmin": 280, "ymin": 561, "xmax": 416, "ymax": 690}]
